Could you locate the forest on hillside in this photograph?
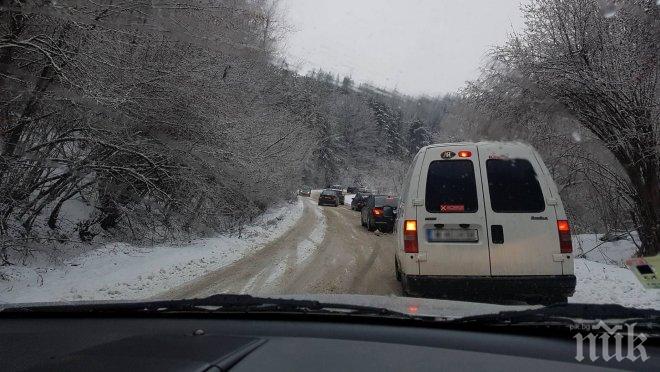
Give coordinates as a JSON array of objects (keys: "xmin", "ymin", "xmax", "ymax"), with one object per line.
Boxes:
[
  {"xmin": 1, "ymin": 0, "xmax": 657, "ymax": 258},
  {"xmin": 0, "ymin": 0, "xmax": 450, "ymax": 259}
]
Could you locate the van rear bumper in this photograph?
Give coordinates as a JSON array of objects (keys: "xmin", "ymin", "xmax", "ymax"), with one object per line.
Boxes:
[{"xmin": 403, "ymin": 274, "xmax": 576, "ymax": 304}]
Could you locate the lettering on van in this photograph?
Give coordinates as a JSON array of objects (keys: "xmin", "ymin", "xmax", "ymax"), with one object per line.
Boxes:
[
  {"xmin": 531, "ymin": 216, "xmax": 548, "ymax": 221},
  {"xmin": 440, "ymin": 151, "xmax": 456, "ymax": 159},
  {"xmin": 488, "ymin": 154, "xmax": 509, "ymax": 160}
]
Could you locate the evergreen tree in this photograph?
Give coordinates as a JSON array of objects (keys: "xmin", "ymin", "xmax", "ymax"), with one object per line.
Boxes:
[
  {"xmin": 341, "ymin": 76, "xmax": 354, "ymax": 93},
  {"xmin": 315, "ymin": 113, "xmax": 340, "ymax": 184},
  {"xmin": 385, "ymin": 110, "xmax": 405, "ymax": 157},
  {"xmin": 368, "ymin": 98, "xmax": 406, "ymax": 157},
  {"xmin": 407, "ymin": 119, "xmax": 431, "ymax": 155},
  {"xmin": 368, "ymin": 98, "xmax": 391, "ymax": 131}
]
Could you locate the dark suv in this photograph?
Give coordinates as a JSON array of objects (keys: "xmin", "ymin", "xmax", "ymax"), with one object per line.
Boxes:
[
  {"xmin": 350, "ymin": 192, "xmax": 372, "ymax": 211},
  {"xmin": 346, "ymin": 185, "xmax": 361, "ymax": 194},
  {"xmin": 360, "ymin": 195, "xmax": 399, "ymax": 232},
  {"xmin": 318, "ymin": 189, "xmax": 340, "ymax": 207},
  {"xmin": 329, "ymin": 187, "xmax": 344, "ymax": 205}
]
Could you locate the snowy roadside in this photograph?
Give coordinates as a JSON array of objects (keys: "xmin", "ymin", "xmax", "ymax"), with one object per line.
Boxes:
[
  {"xmin": 569, "ymin": 234, "xmax": 659, "ymax": 309},
  {"xmin": 571, "ymin": 258, "xmax": 659, "ymax": 309},
  {"xmin": 344, "ymin": 193, "xmax": 355, "ymax": 207},
  {"xmin": 0, "ymin": 199, "xmax": 304, "ymax": 303},
  {"xmin": 573, "ymin": 233, "xmax": 638, "ymax": 267}
]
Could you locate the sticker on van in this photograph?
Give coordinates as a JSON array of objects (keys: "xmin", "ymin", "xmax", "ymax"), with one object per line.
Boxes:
[
  {"xmin": 488, "ymin": 154, "xmax": 509, "ymax": 160},
  {"xmin": 440, "ymin": 151, "xmax": 456, "ymax": 159},
  {"xmin": 439, "ymin": 204, "xmax": 465, "ymax": 212}
]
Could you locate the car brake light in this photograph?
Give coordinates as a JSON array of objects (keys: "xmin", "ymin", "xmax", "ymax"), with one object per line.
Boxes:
[
  {"xmin": 404, "ymin": 220, "xmax": 418, "ymax": 253},
  {"xmin": 557, "ymin": 220, "xmax": 572, "ymax": 253},
  {"xmin": 372, "ymin": 207, "xmax": 383, "ymax": 216},
  {"xmin": 458, "ymin": 150, "xmax": 472, "ymax": 158}
]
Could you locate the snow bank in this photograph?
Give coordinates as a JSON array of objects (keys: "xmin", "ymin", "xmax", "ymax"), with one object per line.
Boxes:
[
  {"xmin": 344, "ymin": 193, "xmax": 355, "ymax": 207},
  {"xmin": 571, "ymin": 258, "xmax": 659, "ymax": 309},
  {"xmin": 0, "ymin": 199, "xmax": 304, "ymax": 303},
  {"xmin": 573, "ymin": 233, "xmax": 638, "ymax": 267},
  {"xmin": 568, "ymin": 233, "xmax": 658, "ymax": 309}
]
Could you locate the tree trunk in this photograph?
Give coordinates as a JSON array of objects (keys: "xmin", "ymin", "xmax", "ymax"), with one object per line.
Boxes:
[
  {"xmin": 622, "ymin": 153, "xmax": 659, "ymax": 256},
  {"xmin": 632, "ymin": 172, "xmax": 660, "ymax": 256}
]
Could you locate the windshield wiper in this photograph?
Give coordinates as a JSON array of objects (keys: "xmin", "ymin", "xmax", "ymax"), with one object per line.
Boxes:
[
  {"xmin": 6, "ymin": 296, "xmax": 657, "ymax": 333},
  {"xmin": 450, "ymin": 303, "xmax": 660, "ymax": 334},
  {"xmin": 1, "ymin": 294, "xmax": 427, "ymax": 320}
]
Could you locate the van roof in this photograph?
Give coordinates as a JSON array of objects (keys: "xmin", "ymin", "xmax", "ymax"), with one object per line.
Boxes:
[{"xmin": 421, "ymin": 141, "xmax": 534, "ymax": 151}]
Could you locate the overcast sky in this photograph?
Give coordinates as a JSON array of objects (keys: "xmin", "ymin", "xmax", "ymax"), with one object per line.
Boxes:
[{"xmin": 279, "ymin": 0, "xmax": 526, "ymax": 96}]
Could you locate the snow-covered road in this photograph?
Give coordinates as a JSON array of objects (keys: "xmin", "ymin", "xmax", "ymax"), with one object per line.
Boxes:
[{"xmin": 157, "ymin": 193, "xmax": 400, "ymax": 299}]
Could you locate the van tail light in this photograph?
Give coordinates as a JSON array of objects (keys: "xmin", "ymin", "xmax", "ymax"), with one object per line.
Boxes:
[
  {"xmin": 457, "ymin": 150, "xmax": 472, "ymax": 158},
  {"xmin": 404, "ymin": 220, "xmax": 418, "ymax": 253},
  {"xmin": 372, "ymin": 207, "xmax": 383, "ymax": 217},
  {"xmin": 557, "ymin": 220, "xmax": 572, "ymax": 253}
]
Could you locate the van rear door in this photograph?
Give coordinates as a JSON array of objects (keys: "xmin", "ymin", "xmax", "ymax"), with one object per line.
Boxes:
[
  {"xmin": 477, "ymin": 144, "xmax": 562, "ymax": 276},
  {"xmin": 416, "ymin": 145, "xmax": 491, "ymax": 276}
]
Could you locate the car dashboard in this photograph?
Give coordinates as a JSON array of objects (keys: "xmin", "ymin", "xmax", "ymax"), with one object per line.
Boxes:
[{"xmin": 2, "ymin": 315, "xmax": 658, "ymax": 371}]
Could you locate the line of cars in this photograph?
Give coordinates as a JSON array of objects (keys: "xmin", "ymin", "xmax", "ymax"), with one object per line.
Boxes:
[
  {"xmin": 311, "ymin": 184, "xmax": 400, "ymax": 234},
  {"xmin": 311, "ymin": 140, "xmax": 578, "ymax": 304},
  {"xmin": 299, "ymin": 185, "xmax": 345, "ymax": 206}
]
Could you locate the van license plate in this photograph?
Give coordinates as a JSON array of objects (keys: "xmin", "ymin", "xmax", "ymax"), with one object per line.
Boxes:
[{"xmin": 427, "ymin": 229, "xmax": 478, "ymax": 242}]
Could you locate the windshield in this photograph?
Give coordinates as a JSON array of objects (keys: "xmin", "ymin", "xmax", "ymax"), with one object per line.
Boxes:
[
  {"xmin": 1, "ymin": 0, "xmax": 658, "ymax": 327},
  {"xmin": 375, "ymin": 196, "xmax": 399, "ymax": 207}
]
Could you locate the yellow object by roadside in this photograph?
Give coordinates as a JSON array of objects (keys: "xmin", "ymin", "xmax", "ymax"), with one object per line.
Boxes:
[{"xmin": 626, "ymin": 256, "xmax": 660, "ymax": 289}]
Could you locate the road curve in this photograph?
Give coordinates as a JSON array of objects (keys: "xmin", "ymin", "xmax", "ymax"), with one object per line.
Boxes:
[{"xmin": 157, "ymin": 191, "xmax": 401, "ymax": 299}]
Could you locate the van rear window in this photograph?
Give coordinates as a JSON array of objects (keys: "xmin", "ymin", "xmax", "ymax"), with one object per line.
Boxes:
[
  {"xmin": 486, "ymin": 159, "xmax": 545, "ymax": 213},
  {"xmin": 425, "ymin": 160, "xmax": 478, "ymax": 213}
]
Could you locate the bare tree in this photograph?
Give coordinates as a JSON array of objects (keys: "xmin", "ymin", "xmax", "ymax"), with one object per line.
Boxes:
[
  {"xmin": 492, "ymin": 0, "xmax": 659, "ymax": 253},
  {"xmin": 0, "ymin": 0, "xmax": 313, "ymax": 255}
]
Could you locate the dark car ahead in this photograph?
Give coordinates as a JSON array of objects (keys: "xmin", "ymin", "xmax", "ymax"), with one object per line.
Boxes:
[
  {"xmin": 318, "ymin": 189, "xmax": 340, "ymax": 207},
  {"xmin": 329, "ymin": 187, "xmax": 345, "ymax": 205},
  {"xmin": 346, "ymin": 186, "xmax": 359, "ymax": 194},
  {"xmin": 350, "ymin": 192, "xmax": 372, "ymax": 211},
  {"xmin": 361, "ymin": 195, "xmax": 399, "ymax": 232},
  {"xmin": 298, "ymin": 185, "xmax": 311, "ymax": 197}
]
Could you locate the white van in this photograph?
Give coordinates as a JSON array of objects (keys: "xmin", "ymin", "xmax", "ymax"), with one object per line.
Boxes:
[{"xmin": 395, "ymin": 142, "xmax": 576, "ymax": 304}]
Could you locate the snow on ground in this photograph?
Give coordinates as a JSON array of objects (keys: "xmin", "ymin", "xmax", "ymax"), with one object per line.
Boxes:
[
  {"xmin": 573, "ymin": 233, "xmax": 639, "ymax": 267},
  {"xmin": 2, "ymin": 205, "xmax": 657, "ymax": 309},
  {"xmin": 571, "ymin": 258, "xmax": 659, "ymax": 309},
  {"xmin": 569, "ymin": 234, "xmax": 659, "ymax": 309},
  {"xmin": 0, "ymin": 199, "xmax": 304, "ymax": 304},
  {"xmin": 296, "ymin": 203, "xmax": 327, "ymax": 265},
  {"xmin": 344, "ymin": 193, "xmax": 355, "ymax": 207}
]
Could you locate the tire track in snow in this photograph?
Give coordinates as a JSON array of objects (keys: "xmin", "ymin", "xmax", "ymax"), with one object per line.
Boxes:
[{"xmin": 296, "ymin": 203, "xmax": 327, "ymax": 265}]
